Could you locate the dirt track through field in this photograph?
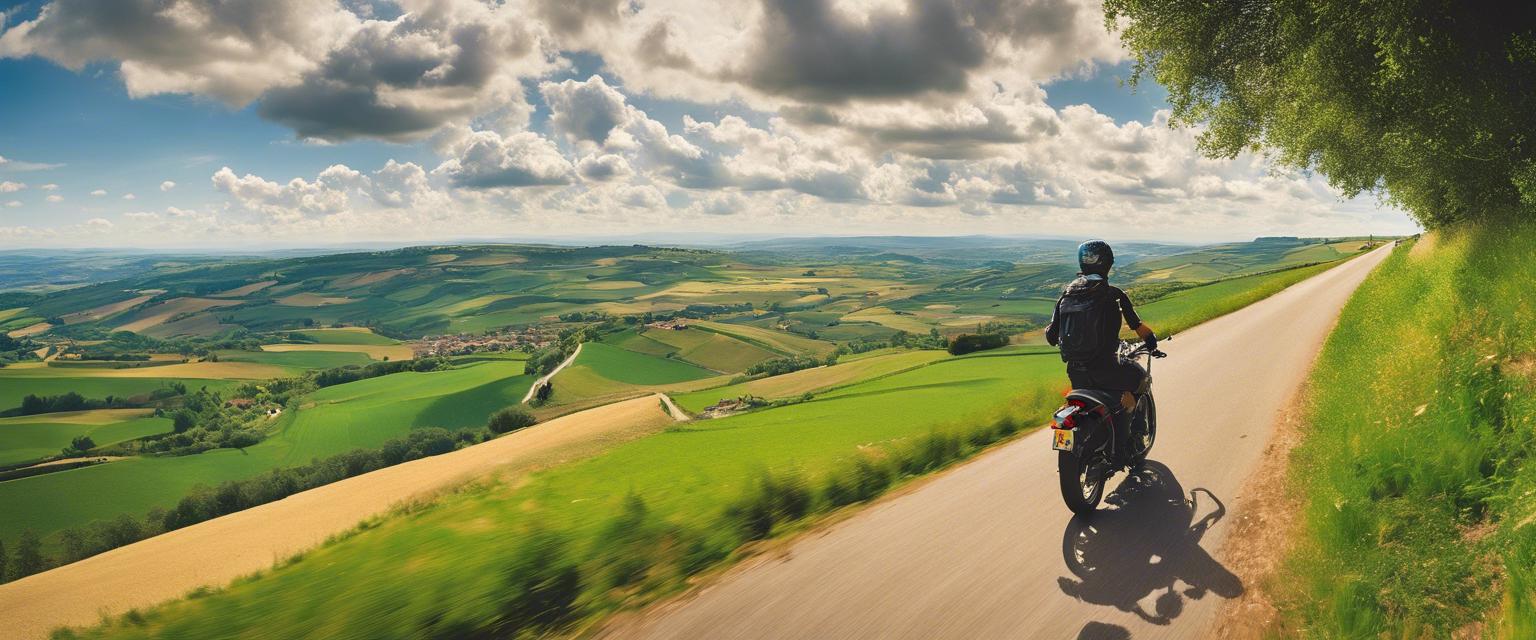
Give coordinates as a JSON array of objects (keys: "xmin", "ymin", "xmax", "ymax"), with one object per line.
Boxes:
[
  {"xmin": 0, "ymin": 394, "xmax": 674, "ymax": 639},
  {"xmin": 608, "ymin": 246, "xmax": 1392, "ymax": 640},
  {"xmin": 523, "ymin": 343, "xmax": 582, "ymax": 403}
]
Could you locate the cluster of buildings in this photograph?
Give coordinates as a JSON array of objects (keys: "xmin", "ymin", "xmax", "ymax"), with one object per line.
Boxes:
[
  {"xmin": 644, "ymin": 319, "xmax": 689, "ymax": 331},
  {"xmin": 411, "ymin": 327, "xmax": 555, "ymax": 358}
]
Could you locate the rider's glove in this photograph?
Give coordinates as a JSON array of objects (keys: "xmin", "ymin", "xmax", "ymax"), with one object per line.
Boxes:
[{"xmin": 1145, "ymin": 333, "xmax": 1158, "ymax": 350}]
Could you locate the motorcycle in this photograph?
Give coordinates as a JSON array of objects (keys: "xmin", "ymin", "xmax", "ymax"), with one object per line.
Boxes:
[{"xmin": 1050, "ymin": 338, "xmax": 1168, "ymax": 515}]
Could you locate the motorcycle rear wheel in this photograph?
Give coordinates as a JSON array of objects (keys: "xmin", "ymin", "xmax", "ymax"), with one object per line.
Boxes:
[
  {"xmin": 1058, "ymin": 449, "xmax": 1105, "ymax": 515},
  {"xmin": 1128, "ymin": 393, "xmax": 1157, "ymax": 467}
]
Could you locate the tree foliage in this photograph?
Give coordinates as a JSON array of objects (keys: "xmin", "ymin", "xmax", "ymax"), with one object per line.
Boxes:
[
  {"xmin": 1104, "ymin": 0, "xmax": 1536, "ymax": 227},
  {"xmin": 487, "ymin": 406, "xmax": 537, "ymax": 434}
]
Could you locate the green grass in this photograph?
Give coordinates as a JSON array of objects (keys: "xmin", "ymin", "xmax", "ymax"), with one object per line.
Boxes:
[
  {"xmin": 0, "ymin": 361, "xmax": 532, "ymax": 551},
  {"xmin": 548, "ymin": 343, "xmax": 716, "ymax": 404},
  {"xmin": 608, "ymin": 327, "xmax": 779, "ymax": 373},
  {"xmin": 0, "ymin": 412, "xmax": 172, "ymax": 466},
  {"xmin": 58, "ymin": 349, "xmax": 1064, "ymax": 640},
  {"xmin": 694, "ymin": 320, "xmax": 837, "ymax": 357},
  {"xmin": 285, "ymin": 328, "xmax": 399, "ymax": 345},
  {"xmin": 0, "ymin": 375, "xmax": 237, "ymax": 414},
  {"xmin": 1274, "ymin": 228, "xmax": 1536, "ymax": 636},
  {"xmin": 570, "ymin": 342, "xmax": 715, "ymax": 386},
  {"xmin": 671, "ymin": 348, "xmax": 949, "ymax": 413},
  {"xmin": 1132, "ymin": 259, "xmax": 1352, "ymax": 337},
  {"xmin": 215, "ymin": 349, "xmax": 372, "ymax": 371}
]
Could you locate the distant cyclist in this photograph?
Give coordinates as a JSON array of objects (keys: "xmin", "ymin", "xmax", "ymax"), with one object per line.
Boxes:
[{"xmin": 1045, "ymin": 240, "xmax": 1159, "ymax": 416}]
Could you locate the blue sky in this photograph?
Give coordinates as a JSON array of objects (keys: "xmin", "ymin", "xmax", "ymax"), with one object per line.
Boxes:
[{"xmin": 0, "ymin": 0, "xmax": 1417, "ymax": 247}]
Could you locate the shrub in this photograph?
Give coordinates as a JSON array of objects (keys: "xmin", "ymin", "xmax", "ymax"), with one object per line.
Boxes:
[
  {"xmin": 12, "ymin": 529, "xmax": 44, "ymax": 578},
  {"xmin": 892, "ymin": 430, "xmax": 965, "ymax": 476},
  {"xmin": 947, "ymin": 332, "xmax": 1009, "ymax": 356},
  {"xmin": 171, "ymin": 409, "xmax": 196, "ymax": 433},
  {"xmin": 487, "ymin": 407, "xmax": 537, "ymax": 434},
  {"xmin": 725, "ymin": 471, "xmax": 814, "ymax": 540},
  {"xmin": 500, "ymin": 528, "xmax": 583, "ymax": 635},
  {"xmin": 64, "ymin": 434, "xmax": 96, "ymax": 456},
  {"xmin": 592, "ymin": 494, "xmax": 662, "ymax": 588},
  {"xmin": 822, "ymin": 454, "xmax": 894, "ymax": 508}
]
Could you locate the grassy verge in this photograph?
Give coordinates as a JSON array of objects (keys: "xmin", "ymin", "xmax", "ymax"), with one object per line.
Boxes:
[
  {"xmin": 1135, "ymin": 258, "xmax": 1358, "ymax": 337},
  {"xmin": 1273, "ymin": 227, "xmax": 1536, "ymax": 635}
]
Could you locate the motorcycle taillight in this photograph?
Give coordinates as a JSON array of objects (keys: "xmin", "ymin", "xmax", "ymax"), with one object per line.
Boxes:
[{"xmin": 1052, "ymin": 404, "xmax": 1081, "ymax": 429}]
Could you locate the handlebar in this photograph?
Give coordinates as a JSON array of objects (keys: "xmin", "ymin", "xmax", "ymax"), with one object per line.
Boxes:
[{"xmin": 1119, "ymin": 335, "xmax": 1170, "ymax": 359}]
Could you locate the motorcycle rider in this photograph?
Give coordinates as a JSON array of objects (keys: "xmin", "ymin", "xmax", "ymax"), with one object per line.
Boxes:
[{"xmin": 1044, "ymin": 240, "xmax": 1159, "ymax": 434}]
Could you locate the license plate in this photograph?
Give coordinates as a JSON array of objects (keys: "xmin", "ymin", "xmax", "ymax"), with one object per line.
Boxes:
[{"xmin": 1052, "ymin": 428, "xmax": 1074, "ymax": 452}]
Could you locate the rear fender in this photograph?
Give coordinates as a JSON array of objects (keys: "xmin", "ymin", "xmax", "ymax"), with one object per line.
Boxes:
[{"xmin": 1062, "ymin": 390, "xmax": 1116, "ymax": 455}]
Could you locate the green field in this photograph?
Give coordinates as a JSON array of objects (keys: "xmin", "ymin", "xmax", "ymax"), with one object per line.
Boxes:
[
  {"xmin": 0, "ymin": 410, "xmax": 171, "ymax": 465},
  {"xmin": 548, "ymin": 342, "xmax": 717, "ymax": 404},
  {"xmin": 0, "ymin": 360, "xmax": 532, "ymax": 549},
  {"xmin": 608, "ymin": 327, "xmax": 780, "ymax": 373},
  {"xmin": 2, "ymin": 238, "xmax": 1374, "ymax": 355},
  {"xmin": 215, "ymin": 349, "xmax": 373, "ymax": 371},
  {"xmin": 61, "ymin": 347, "xmax": 1065, "ymax": 640},
  {"xmin": 694, "ymin": 319, "xmax": 838, "ymax": 356},
  {"xmin": 1274, "ymin": 229, "xmax": 1536, "ymax": 636},
  {"xmin": 0, "ymin": 375, "xmax": 236, "ymax": 414},
  {"xmin": 672, "ymin": 348, "xmax": 949, "ymax": 413},
  {"xmin": 285, "ymin": 328, "xmax": 399, "ymax": 345}
]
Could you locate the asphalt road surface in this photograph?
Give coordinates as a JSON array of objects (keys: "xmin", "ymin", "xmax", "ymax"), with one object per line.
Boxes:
[{"xmin": 611, "ymin": 246, "xmax": 1392, "ymax": 640}]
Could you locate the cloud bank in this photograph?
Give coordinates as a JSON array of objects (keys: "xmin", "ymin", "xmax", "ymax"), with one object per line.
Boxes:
[{"xmin": 0, "ymin": 0, "xmax": 1415, "ymax": 245}]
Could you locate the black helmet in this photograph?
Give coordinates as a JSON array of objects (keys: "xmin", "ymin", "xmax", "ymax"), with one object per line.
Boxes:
[{"xmin": 1077, "ymin": 240, "xmax": 1114, "ymax": 276}]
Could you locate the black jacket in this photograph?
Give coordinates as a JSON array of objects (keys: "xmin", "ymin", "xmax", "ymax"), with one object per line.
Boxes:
[{"xmin": 1045, "ymin": 275, "xmax": 1143, "ymax": 364}]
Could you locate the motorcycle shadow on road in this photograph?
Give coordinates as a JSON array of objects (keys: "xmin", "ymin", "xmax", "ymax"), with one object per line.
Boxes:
[{"xmin": 1057, "ymin": 460, "xmax": 1243, "ymax": 630}]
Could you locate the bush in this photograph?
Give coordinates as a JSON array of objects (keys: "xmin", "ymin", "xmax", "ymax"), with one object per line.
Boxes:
[
  {"xmin": 171, "ymin": 409, "xmax": 196, "ymax": 433},
  {"xmin": 487, "ymin": 407, "xmax": 537, "ymax": 434},
  {"xmin": 64, "ymin": 434, "xmax": 97, "ymax": 456},
  {"xmin": 947, "ymin": 332, "xmax": 1009, "ymax": 356},
  {"xmin": 591, "ymin": 494, "xmax": 662, "ymax": 588},
  {"xmin": 822, "ymin": 454, "xmax": 894, "ymax": 508},
  {"xmin": 725, "ymin": 471, "xmax": 814, "ymax": 540},
  {"xmin": 892, "ymin": 430, "xmax": 965, "ymax": 476},
  {"xmin": 500, "ymin": 528, "xmax": 583, "ymax": 635}
]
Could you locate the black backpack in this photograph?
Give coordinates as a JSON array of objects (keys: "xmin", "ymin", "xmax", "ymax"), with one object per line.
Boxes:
[{"xmin": 1055, "ymin": 287, "xmax": 1113, "ymax": 363}]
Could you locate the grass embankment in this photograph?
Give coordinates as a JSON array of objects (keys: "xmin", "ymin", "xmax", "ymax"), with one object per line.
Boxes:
[
  {"xmin": 1135, "ymin": 258, "xmax": 1355, "ymax": 337},
  {"xmin": 1274, "ymin": 228, "xmax": 1536, "ymax": 636}
]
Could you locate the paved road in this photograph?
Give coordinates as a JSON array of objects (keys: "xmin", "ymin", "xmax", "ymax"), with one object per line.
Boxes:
[
  {"xmin": 522, "ymin": 343, "xmax": 582, "ymax": 403},
  {"xmin": 611, "ymin": 246, "xmax": 1392, "ymax": 640},
  {"xmin": 0, "ymin": 394, "xmax": 674, "ymax": 640}
]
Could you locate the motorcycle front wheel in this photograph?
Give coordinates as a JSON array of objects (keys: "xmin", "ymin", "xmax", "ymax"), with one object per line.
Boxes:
[{"xmin": 1058, "ymin": 448, "xmax": 1105, "ymax": 515}]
